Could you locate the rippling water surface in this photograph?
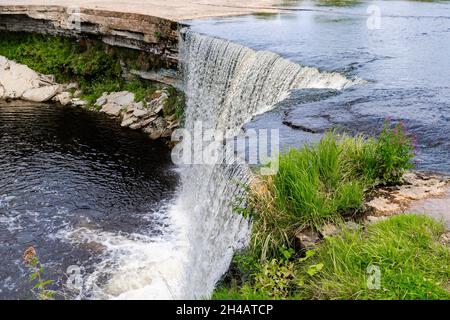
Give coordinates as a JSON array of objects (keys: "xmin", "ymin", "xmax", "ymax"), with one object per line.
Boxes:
[
  {"xmin": 0, "ymin": 101, "xmax": 178, "ymax": 299},
  {"xmin": 190, "ymin": 0, "xmax": 450, "ymax": 172}
]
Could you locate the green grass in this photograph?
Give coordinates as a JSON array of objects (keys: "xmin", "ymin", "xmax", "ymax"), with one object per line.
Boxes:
[
  {"xmin": 214, "ymin": 215, "xmax": 450, "ymax": 300},
  {"xmin": 301, "ymin": 215, "xmax": 450, "ymax": 300},
  {"xmin": 0, "ymin": 31, "xmax": 184, "ymax": 118},
  {"xmin": 244, "ymin": 122, "xmax": 414, "ymax": 260},
  {"xmin": 214, "ymin": 123, "xmax": 435, "ymax": 300}
]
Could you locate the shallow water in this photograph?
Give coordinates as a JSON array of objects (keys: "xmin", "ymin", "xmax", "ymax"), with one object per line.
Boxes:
[
  {"xmin": 0, "ymin": 101, "xmax": 178, "ymax": 299},
  {"xmin": 189, "ymin": 0, "xmax": 450, "ymax": 172}
]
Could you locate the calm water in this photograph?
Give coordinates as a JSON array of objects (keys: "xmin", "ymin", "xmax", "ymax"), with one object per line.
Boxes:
[
  {"xmin": 189, "ymin": 0, "xmax": 450, "ymax": 172},
  {"xmin": 0, "ymin": 101, "xmax": 178, "ymax": 299}
]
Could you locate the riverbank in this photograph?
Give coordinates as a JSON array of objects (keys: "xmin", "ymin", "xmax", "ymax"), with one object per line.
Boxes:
[
  {"xmin": 0, "ymin": 32, "xmax": 184, "ymax": 140},
  {"xmin": 214, "ymin": 127, "xmax": 450, "ymax": 300}
]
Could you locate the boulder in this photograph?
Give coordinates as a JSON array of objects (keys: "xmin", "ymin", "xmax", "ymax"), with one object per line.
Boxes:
[
  {"xmin": 121, "ymin": 116, "xmax": 139, "ymax": 127},
  {"xmin": 101, "ymin": 103, "xmax": 123, "ymax": 117},
  {"xmin": 22, "ymin": 84, "xmax": 61, "ymax": 102},
  {"xmin": 53, "ymin": 91, "xmax": 72, "ymax": 105},
  {"xmin": 107, "ymin": 91, "xmax": 135, "ymax": 106},
  {"xmin": 0, "ymin": 57, "xmax": 38, "ymax": 98}
]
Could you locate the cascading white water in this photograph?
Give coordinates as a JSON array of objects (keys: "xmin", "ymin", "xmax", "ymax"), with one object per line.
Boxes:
[
  {"xmin": 171, "ymin": 30, "xmax": 360, "ymax": 298},
  {"xmin": 70, "ymin": 30, "xmax": 360, "ymax": 300}
]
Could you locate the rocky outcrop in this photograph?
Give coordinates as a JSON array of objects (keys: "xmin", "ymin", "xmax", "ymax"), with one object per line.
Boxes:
[
  {"xmin": 0, "ymin": 55, "xmax": 61, "ymax": 102},
  {"xmin": 365, "ymin": 171, "xmax": 450, "ymax": 229},
  {"xmin": 0, "ymin": 55, "xmax": 181, "ymax": 140},
  {"xmin": 366, "ymin": 172, "xmax": 449, "ymax": 216},
  {"xmin": 95, "ymin": 90, "xmax": 180, "ymax": 139}
]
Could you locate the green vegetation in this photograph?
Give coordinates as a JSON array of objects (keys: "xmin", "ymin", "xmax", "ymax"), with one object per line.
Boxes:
[
  {"xmin": 244, "ymin": 122, "xmax": 414, "ymax": 260},
  {"xmin": 214, "ymin": 123, "xmax": 448, "ymax": 300},
  {"xmin": 23, "ymin": 246, "xmax": 57, "ymax": 300},
  {"xmin": 316, "ymin": 0, "xmax": 363, "ymax": 7},
  {"xmin": 214, "ymin": 215, "xmax": 450, "ymax": 300},
  {"xmin": 0, "ymin": 32, "xmax": 184, "ymax": 118}
]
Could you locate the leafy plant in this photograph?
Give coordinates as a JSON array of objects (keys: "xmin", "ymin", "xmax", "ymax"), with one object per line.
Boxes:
[{"xmin": 23, "ymin": 247, "xmax": 57, "ymax": 300}]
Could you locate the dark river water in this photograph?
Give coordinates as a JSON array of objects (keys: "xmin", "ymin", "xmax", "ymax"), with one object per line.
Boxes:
[
  {"xmin": 189, "ymin": 0, "xmax": 450, "ymax": 172},
  {"xmin": 0, "ymin": 101, "xmax": 178, "ymax": 299}
]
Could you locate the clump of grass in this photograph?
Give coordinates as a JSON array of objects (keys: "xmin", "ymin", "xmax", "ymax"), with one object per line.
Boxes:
[
  {"xmin": 272, "ymin": 132, "xmax": 366, "ymax": 230},
  {"xmin": 214, "ymin": 215, "xmax": 450, "ymax": 300},
  {"xmin": 244, "ymin": 122, "xmax": 414, "ymax": 260},
  {"xmin": 344, "ymin": 120, "xmax": 415, "ymax": 186}
]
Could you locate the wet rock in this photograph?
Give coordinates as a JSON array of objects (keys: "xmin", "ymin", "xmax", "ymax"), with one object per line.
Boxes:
[
  {"xmin": 406, "ymin": 186, "xmax": 450, "ymax": 230},
  {"xmin": 22, "ymin": 84, "xmax": 61, "ymax": 102},
  {"xmin": 283, "ymin": 116, "xmax": 331, "ymax": 133},
  {"xmin": 366, "ymin": 197, "xmax": 401, "ymax": 215},
  {"xmin": 366, "ymin": 172, "xmax": 449, "ymax": 217},
  {"xmin": 398, "ymin": 172, "xmax": 447, "ymax": 200},
  {"xmin": 101, "ymin": 103, "xmax": 124, "ymax": 117},
  {"xmin": 79, "ymin": 241, "xmax": 107, "ymax": 254},
  {"xmin": 53, "ymin": 91, "xmax": 72, "ymax": 105}
]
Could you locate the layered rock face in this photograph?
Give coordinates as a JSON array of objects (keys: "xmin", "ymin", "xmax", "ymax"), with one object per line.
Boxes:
[{"xmin": 0, "ymin": 5, "xmax": 180, "ymax": 70}]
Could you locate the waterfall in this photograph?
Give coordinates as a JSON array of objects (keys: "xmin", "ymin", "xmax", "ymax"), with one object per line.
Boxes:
[
  {"xmin": 171, "ymin": 30, "xmax": 359, "ymax": 299},
  {"xmin": 82, "ymin": 29, "xmax": 360, "ymax": 300},
  {"xmin": 181, "ymin": 30, "xmax": 357, "ymax": 135}
]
